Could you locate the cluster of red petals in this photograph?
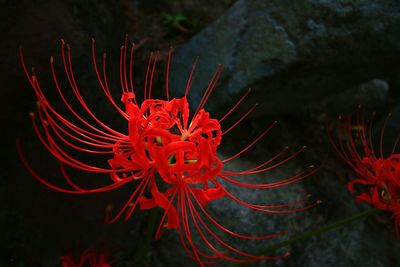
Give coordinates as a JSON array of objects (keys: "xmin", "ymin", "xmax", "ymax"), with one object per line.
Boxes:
[
  {"xmin": 19, "ymin": 38, "xmax": 317, "ymax": 266},
  {"xmin": 330, "ymin": 109, "xmax": 400, "ymax": 236},
  {"xmin": 60, "ymin": 248, "xmax": 110, "ymax": 267}
]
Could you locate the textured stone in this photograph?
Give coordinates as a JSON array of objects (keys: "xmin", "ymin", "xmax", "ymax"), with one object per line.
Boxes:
[
  {"xmin": 170, "ymin": 0, "xmax": 400, "ymax": 117},
  {"xmin": 311, "ymin": 78, "xmax": 389, "ymax": 115}
]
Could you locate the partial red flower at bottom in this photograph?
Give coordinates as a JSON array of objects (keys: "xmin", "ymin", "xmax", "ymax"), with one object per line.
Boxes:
[
  {"xmin": 60, "ymin": 248, "xmax": 110, "ymax": 267},
  {"xmin": 329, "ymin": 108, "xmax": 400, "ymax": 237},
  {"xmin": 18, "ymin": 38, "xmax": 319, "ymax": 265}
]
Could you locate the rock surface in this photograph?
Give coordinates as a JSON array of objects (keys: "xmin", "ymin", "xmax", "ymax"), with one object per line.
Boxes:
[
  {"xmin": 170, "ymin": 0, "xmax": 400, "ymax": 116},
  {"xmin": 310, "ymin": 78, "xmax": 390, "ymax": 115}
]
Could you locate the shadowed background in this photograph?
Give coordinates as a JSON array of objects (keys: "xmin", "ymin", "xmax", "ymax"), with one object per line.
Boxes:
[{"xmin": 1, "ymin": 0, "xmax": 400, "ymax": 266}]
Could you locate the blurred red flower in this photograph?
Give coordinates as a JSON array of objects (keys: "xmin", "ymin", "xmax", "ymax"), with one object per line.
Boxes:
[
  {"xmin": 330, "ymin": 109, "xmax": 400, "ymax": 237},
  {"xmin": 19, "ymin": 38, "xmax": 318, "ymax": 265},
  {"xmin": 60, "ymin": 248, "xmax": 110, "ymax": 267}
]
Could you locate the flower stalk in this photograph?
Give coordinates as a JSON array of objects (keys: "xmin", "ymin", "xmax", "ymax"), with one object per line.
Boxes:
[{"xmin": 133, "ymin": 208, "xmax": 159, "ymax": 267}]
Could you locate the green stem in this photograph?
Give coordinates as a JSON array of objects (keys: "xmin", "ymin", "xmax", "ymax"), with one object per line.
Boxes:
[
  {"xmin": 134, "ymin": 208, "xmax": 159, "ymax": 266},
  {"xmin": 232, "ymin": 208, "xmax": 378, "ymax": 266}
]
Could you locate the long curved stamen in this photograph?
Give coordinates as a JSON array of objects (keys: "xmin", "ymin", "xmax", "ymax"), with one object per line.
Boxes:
[
  {"xmin": 194, "ymin": 64, "xmax": 224, "ymax": 116},
  {"xmin": 219, "ymin": 165, "xmax": 317, "ymax": 190},
  {"xmin": 224, "ymin": 146, "xmax": 289, "ymax": 174},
  {"xmin": 148, "ymin": 51, "xmax": 159, "ymax": 100},
  {"xmin": 222, "ymin": 104, "xmax": 257, "ymax": 136},
  {"xmin": 165, "ymin": 47, "xmax": 173, "ymax": 101},
  {"xmin": 223, "ymin": 121, "xmax": 277, "ymax": 163},
  {"xmin": 91, "ymin": 39, "xmax": 129, "ymax": 118},
  {"xmin": 64, "ymin": 44, "xmax": 125, "ymax": 137},
  {"xmin": 143, "ymin": 52, "xmax": 153, "ymax": 101},
  {"xmin": 219, "ymin": 88, "xmax": 252, "ymax": 123},
  {"xmin": 17, "ymin": 139, "xmax": 135, "ymax": 193},
  {"xmin": 106, "ymin": 172, "xmax": 151, "ymax": 224},
  {"xmin": 184, "ymin": 56, "xmax": 199, "ymax": 97},
  {"xmin": 223, "ymin": 186, "xmax": 321, "ymax": 214},
  {"xmin": 225, "ymin": 146, "xmax": 307, "ymax": 176},
  {"xmin": 380, "ymin": 113, "xmax": 392, "ymax": 158},
  {"xmin": 123, "ymin": 35, "xmax": 130, "ymax": 94}
]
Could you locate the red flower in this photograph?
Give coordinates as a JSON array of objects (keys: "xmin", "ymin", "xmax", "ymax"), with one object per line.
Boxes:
[
  {"xmin": 60, "ymin": 248, "xmax": 110, "ymax": 267},
  {"xmin": 18, "ymin": 38, "xmax": 318, "ymax": 265},
  {"xmin": 330, "ymin": 109, "xmax": 400, "ymax": 236}
]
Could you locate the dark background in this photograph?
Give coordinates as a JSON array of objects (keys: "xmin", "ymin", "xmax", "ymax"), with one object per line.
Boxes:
[{"xmin": 1, "ymin": 0, "xmax": 400, "ymax": 266}]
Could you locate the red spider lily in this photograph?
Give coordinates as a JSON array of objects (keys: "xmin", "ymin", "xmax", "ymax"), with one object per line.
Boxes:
[
  {"xmin": 60, "ymin": 248, "xmax": 110, "ymax": 267},
  {"xmin": 329, "ymin": 108, "xmax": 400, "ymax": 237},
  {"xmin": 18, "ymin": 37, "xmax": 318, "ymax": 266}
]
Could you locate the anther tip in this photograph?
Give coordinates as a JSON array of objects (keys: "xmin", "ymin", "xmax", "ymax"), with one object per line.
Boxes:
[
  {"xmin": 303, "ymin": 145, "xmax": 307, "ymax": 149},
  {"xmin": 50, "ymin": 56, "xmax": 54, "ymax": 63},
  {"xmin": 285, "ymin": 146, "xmax": 289, "ymax": 149},
  {"xmin": 306, "ymin": 193, "xmax": 312, "ymax": 198},
  {"xmin": 284, "ymin": 251, "xmax": 291, "ymax": 257},
  {"xmin": 309, "ymin": 165, "xmax": 315, "ymax": 168},
  {"xmin": 91, "ymin": 37, "xmax": 95, "ymax": 43},
  {"xmin": 317, "ymin": 200, "xmax": 322, "ymax": 204},
  {"xmin": 105, "ymin": 204, "xmax": 113, "ymax": 212},
  {"xmin": 60, "ymin": 38, "xmax": 65, "ymax": 44},
  {"xmin": 29, "ymin": 112, "xmax": 35, "ymax": 119}
]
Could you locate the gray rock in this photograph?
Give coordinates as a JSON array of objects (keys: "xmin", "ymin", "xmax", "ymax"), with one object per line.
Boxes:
[
  {"xmin": 310, "ymin": 78, "xmax": 389, "ymax": 115},
  {"xmin": 170, "ymin": 0, "xmax": 400, "ymax": 117}
]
